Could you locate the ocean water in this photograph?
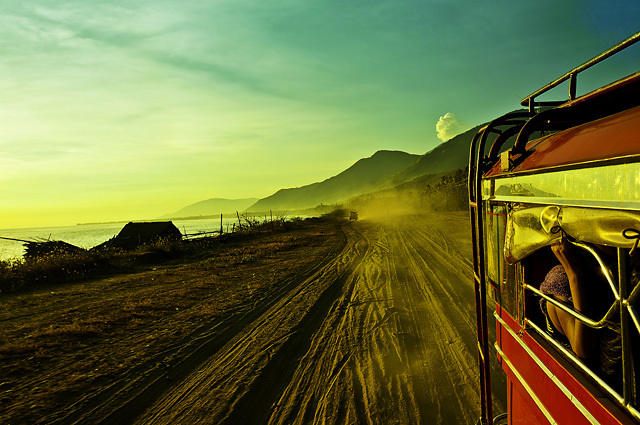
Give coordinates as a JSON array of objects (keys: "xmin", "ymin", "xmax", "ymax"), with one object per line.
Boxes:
[{"xmin": 0, "ymin": 216, "xmax": 261, "ymax": 261}]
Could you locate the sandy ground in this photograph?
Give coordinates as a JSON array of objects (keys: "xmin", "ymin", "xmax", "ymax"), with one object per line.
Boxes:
[{"xmin": 0, "ymin": 213, "xmax": 505, "ymax": 424}]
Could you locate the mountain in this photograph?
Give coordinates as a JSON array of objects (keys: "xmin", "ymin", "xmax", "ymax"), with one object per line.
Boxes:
[
  {"xmin": 388, "ymin": 124, "xmax": 483, "ymax": 184},
  {"xmin": 163, "ymin": 198, "xmax": 259, "ymax": 218},
  {"xmin": 169, "ymin": 126, "xmax": 482, "ymax": 216},
  {"xmin": 246, "ymin": 150, "xmax": 421, "ymax": 212}
]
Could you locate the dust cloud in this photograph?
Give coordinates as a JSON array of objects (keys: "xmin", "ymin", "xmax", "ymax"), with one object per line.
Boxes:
[
  {"xmin": 348, "ymin": 191, "xmax": 424, "ymax": 221},
  {"xmin": 344, "ymin": 175, "xmax": 467, "ymax": 222}
]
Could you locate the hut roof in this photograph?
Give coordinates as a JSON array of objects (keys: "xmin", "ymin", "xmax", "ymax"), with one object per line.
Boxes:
[
  {"xmin": 95, "ymin": 221, "xmax": 182, "ymax": 250},
  {"xmin": 118, "ymin": 221, "xmax": 181, "ymax": 239}
]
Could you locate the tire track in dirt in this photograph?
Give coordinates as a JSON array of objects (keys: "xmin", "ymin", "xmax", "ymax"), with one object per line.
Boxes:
[
  {"xmin": 266, "ymin": 213, "xmax": 504, "ymax": 425},
  {"xmin": 223, "ymin": 233, "xmax": 369, "ymax": 424},
  {"xmin": 387, "ymin": 220, "xmax": 479, "ymax": 424},
  {"xmin": 130, "ymin": 225, "xmax": 367, "ymax": 425},
  {"xmin": 67, "ymin": 212, "xmax": 504, "ymax": 424},
  {"xmin": 263, "ymin": 226, "xmax": 378, "ymax": 425},
  {"xmin": 51, "ymin": 225, "xmax": 350, "ymax": 425},
  {"xmin": 244, "ymin": 213, "xmax": 498, "ymax": 425}
]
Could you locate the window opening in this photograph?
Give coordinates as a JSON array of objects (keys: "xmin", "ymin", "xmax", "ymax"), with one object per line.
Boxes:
[
  {"xmin": 522, "ymin": 236, "xmax": 640, "ymax": 417},
  {"xmin": 484, "ymin": 204, "xmax": 506, "ymax": 291}
]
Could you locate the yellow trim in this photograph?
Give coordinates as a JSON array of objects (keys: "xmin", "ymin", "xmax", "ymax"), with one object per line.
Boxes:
[{"xmin": 495, "ymin": 314, "xmax": 600, "ymax": 424}]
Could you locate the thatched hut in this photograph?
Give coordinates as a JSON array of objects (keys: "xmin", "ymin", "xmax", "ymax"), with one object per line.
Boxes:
[{"xmin": 93, "ymin": 221, "xmax": 182, "ymax": 250}]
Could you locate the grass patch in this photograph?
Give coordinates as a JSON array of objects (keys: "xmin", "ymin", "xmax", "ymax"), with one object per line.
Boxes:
[
  {"xmin": 0, "ymin": 250, "xmax": 125, "ymax": 294},
  {"xmin": 33, "ymin": 323, "xmax": 103, "ymax": 339},
  {"xmin": 0, "ymin": 215, "xmax": 344, "ymax": 425},
  {"xmin": 0, "ymin": 217, "xmax": 323, "ymax": 294}
]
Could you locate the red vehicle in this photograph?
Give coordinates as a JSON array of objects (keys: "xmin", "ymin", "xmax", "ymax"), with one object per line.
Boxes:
[{"xmin": 469, "ymin": 31, "xmax": 640, "ymax": 424}]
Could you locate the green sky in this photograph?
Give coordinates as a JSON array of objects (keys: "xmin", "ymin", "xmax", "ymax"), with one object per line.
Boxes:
[{"xmin": 1, "ymin": 0, "xmax": 639, "ymax": 228}]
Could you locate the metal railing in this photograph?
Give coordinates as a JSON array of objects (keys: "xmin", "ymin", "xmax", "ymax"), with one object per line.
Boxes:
[
  {"xmin": 522, "ymin": 240, "xmax": 640, "ymax": 414},
  {"xmin": 521, "ymin": 30, "xmax": 640, "ymax": 110},
  {"xmin": 471, "ymin": 28, "xmax": 640, "ymax": 425}
]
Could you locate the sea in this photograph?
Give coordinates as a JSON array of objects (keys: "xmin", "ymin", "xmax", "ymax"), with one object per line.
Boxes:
[{"xmin": 0, "ymin": 216, "xmax": 271, "ymax": 261}]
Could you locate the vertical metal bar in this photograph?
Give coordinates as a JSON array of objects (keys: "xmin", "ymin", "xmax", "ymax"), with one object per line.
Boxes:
[
  {"xmin": 469, "ymin": 131, "xmax": 481, "ymax": 272},
  {"xmin": 475, "ymin": 275, "xmax": 489, "ymax": 424},
  {"xmin": 569, "ymin": 73, "xmax": 577, "ymax": 100},
  {"xmin": 469, "ymin": 114, "xmax": 530, "ymax": 423},
  {"xmin": 468, "ymin": 131, "xmax": 489, "ymax": 424},
  {"xmin": 528, "ymin": 97, "xmax": 535, "ymax": 114},
  {"xmin": 475, "ymin": 127, "xmax": 493, "ymax": 424},
  {"xmin": 618, "ymin": 249, "xmax": 633, "ymax": 403}
]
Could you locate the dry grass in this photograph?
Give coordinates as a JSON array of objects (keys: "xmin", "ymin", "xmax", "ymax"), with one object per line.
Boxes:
[
  {"xmin": 0, "ymin": 217, "xmax": 344, "ymax": 424},
  {"xmin": 0, "ymin": 217, "xmax": 314, "ymax": 294},
  {"xmin": 0, "ymin": 250, "xmax": 124, "ymax": 293}
]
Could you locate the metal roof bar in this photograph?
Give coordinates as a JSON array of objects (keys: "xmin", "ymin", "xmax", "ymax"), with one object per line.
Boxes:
[{"xmin": 521, "ymin": 30, "xmax": 640, "ymax": 108}]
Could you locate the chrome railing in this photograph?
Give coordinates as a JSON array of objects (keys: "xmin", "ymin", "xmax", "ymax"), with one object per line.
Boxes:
[{"xmin": 521, "ymin": 240, "xmax": 639, "ymax": 418}]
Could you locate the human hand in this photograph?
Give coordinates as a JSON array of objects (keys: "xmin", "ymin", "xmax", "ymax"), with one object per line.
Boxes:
[{"xmin": 551, "ymin": 237, "xmax": 581, "ymax": 277}]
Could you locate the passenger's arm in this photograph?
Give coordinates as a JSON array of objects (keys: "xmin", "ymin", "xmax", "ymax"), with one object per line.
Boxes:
[{"xmin": 550, "ymin": 239, "xmax": 599, "ymax": 361}]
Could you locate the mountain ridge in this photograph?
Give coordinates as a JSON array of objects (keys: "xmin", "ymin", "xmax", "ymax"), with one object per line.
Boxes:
[
  {"xmin": 387, "ymin": 124, "xmax": 483, "ymax": 184},
  {"xmin": 245, "ymin": 150, "xmax": 421, "ymax": 212},
  {"xmin": 163, "ymin": 198, "xmax": 259, "ymax": 218},
  {"xmin": 166, "ymin": 126, "xmax": 482, "ymax": 216}
]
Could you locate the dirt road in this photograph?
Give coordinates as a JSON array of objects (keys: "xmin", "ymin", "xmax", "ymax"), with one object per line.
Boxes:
[{"xmin": 1, "ymin": 213, "xmax": 505, "ymax": 424}]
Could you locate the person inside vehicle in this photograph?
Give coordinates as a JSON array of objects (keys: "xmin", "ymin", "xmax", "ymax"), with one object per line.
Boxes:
[{"xmin": 539, "ymin": 237, "xmax": 600, "ymax": 363}]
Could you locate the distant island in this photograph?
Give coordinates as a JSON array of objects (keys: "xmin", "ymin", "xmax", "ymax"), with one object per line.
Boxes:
[{"xmin": 77, "ymin": 220, "xmax": 130, "ymax": 226}]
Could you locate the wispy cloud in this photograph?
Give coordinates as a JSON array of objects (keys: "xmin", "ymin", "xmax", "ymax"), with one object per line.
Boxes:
[{"xmin": 1, "ymin": 0, "xmax": 639, "ymax": 227}]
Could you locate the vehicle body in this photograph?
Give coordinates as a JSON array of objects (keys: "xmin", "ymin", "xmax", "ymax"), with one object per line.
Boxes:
[
  {"xmin": 469, "ymin": 32, "xmax": 640, "ymax": 424},
  {"xmin": 349, "ymin": 211, "xmax": 359, "ymax": 221}
]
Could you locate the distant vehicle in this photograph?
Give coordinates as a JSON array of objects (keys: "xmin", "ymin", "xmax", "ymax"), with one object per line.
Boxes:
[
  {"xmin": 469, "ymin": 31, "xmax": 640, "ymax": 425},
  {"xmin": 349, "ymin": 211, "xmax": 358, "ymax": 221}
]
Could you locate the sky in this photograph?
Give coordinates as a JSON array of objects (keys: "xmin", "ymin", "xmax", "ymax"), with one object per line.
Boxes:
[{"xmin": 1, "ymin": 0, "xmax": 639, "ymax": 229}]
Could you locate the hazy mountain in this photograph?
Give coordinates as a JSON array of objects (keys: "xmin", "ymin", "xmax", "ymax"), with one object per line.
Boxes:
[
  {"xmin": 164, "ymin": 198, "xmax": 259, "ymax": 218},
  {"xmin": 388, "ymin": 124, "xmax": 483, "ymax": 184},
  {"xmin": 171, "ymin": 126, "xmax": 482, "ymax": 216},
  {"xmin": 246, "ymin": 150, "xmax": 421, "ymax": 212}
]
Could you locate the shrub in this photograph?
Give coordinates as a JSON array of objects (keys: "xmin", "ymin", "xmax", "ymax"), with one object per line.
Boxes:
[
  {"xmin": 0, "ymin": 250, "xmax": 122, "ymax": 293},
  {"xmin": 0, "ymin": 216, "xmax": 320, "ymax": 293}
]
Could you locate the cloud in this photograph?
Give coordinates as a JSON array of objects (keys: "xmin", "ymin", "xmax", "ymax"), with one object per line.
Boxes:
[{"xmin": 436, "ymin": 112, "xmax": 470, "ymax": 141}]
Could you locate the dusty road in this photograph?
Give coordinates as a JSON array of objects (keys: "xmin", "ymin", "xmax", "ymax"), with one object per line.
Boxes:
[{"xmin": 1, "ymin": 213, "xmax": 505, "ymax": 424}]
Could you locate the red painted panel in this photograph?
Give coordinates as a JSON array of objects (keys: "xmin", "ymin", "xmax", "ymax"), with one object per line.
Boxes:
[
  {"xmin": 500, "ymin": 331, "xmax": 584, "ymax": 424},
  {"xmin": 496, "ymin": 309, "xmax": 633, "ymax": 425},
  {"xmin": 507, "ymin": 378, "xmax": 551, "ymax": 425},
  {"xmin": 486, "ymin": 105, "xmax": 640, "ymax": 177},
  {"xmin": 521, "ymin": 332, "xmax": 631, "ymax": 425}
]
